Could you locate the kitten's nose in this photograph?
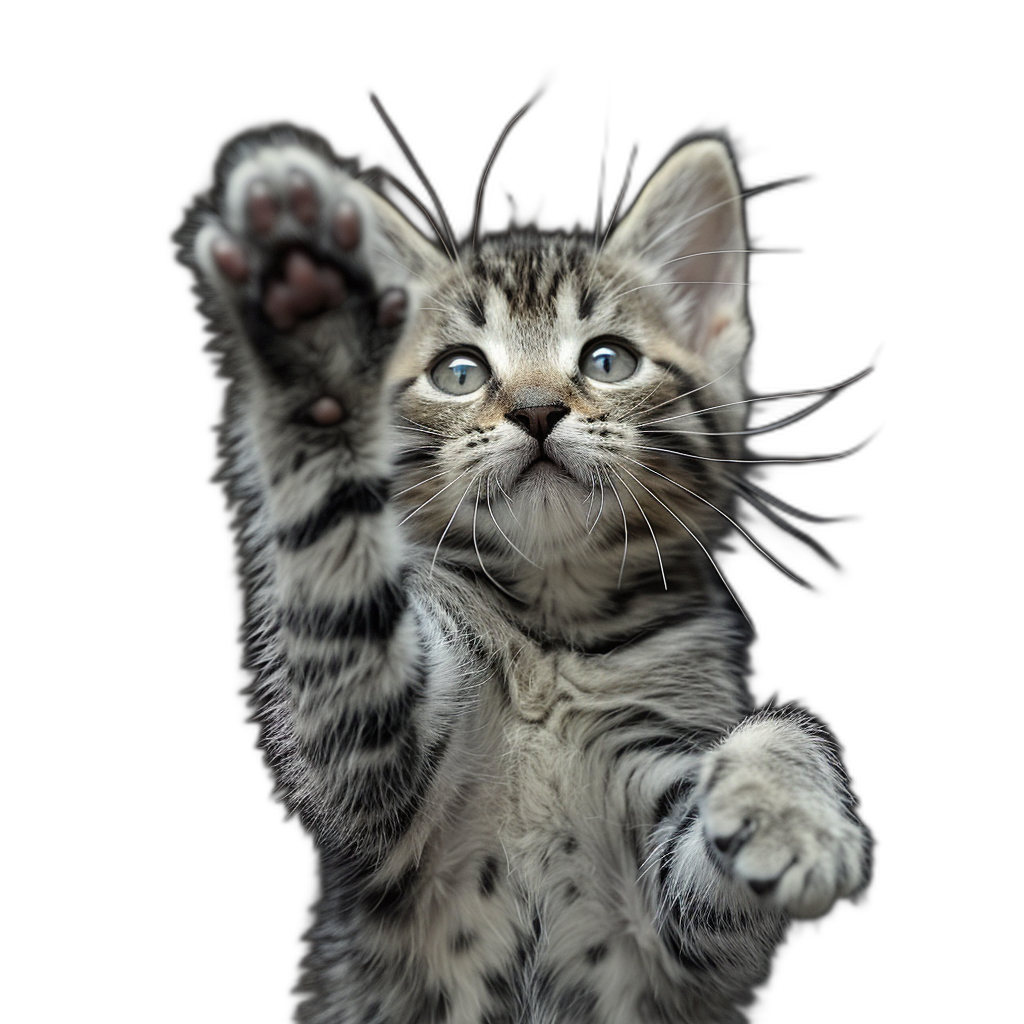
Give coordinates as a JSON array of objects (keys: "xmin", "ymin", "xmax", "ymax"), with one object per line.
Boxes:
[{"xmin": 506, "ymin": 404, "xmax": 569, "ymax": 442}]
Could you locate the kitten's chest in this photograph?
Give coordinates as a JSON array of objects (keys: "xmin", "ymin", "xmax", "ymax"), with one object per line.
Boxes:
[
  {"xmin": 493, "ymin": 645, "xmax": 645, "ymax": 848},
  {"xmin": 503, "ymin": 644, "xmax": 598, "ymax": 724}
]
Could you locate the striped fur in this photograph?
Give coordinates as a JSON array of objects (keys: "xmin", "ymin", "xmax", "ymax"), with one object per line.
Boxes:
[{"xmin": 175, "ymin": 123, "xmax": 871, "ymax": 1023}]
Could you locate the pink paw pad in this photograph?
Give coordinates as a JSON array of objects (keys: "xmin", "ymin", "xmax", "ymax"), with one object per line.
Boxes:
[
  {"xmin": 309, "ymin": 396, "xmax": 344, "ymax": 426},
  {"xmin": 262, "ymin": 252, "xmax": 350, "ymax": 329},
  {"xmin": 247, "ymin": 180, "xmax": 279, "ymax": 235},
  {"xmin": 376, "ymin": 288, "xmax": 407, "ymax": 328},
  {"xmin": 287, "ymin": 170, "xmax": 318, "ymax": 226},
  {"xmin": 211, "ymin": 238, "xmax": 249, "ymax": 283},
  {"xmin": 332, "ymin": 200, "xmax": 361, "ymax": 250}
]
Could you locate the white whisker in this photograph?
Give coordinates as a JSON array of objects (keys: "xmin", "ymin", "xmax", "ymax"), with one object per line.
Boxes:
[
  {"xmin": 393, "ymin": 469, "xmax": 447, "ymax": 498},
  {"xmin": 610, "ymin": 470, "xmax": 666, "ymax": 590},
  {"xmin": 429, "ymin": 476, "xmax": 477, "ymax": 574},
  {"xmin": 622, "ymin": 456, "xmax": 807, "ymax": 586},
  {"xmin": 485, "ymin": 477, "xmax": 539, "ymax": 567},
  {"xmin": 400, "ymin": 468, "xmax": 472, "ymax": 525},
  {"xmin": 617, "ymin": 467, "xmax": 749, "ymax": 624},
  {"xmin": 606, "ymin": 475, "xmax": 630, "ymax": 588},
  {"xmin": 473, "ymin": 478, "xmax": 519, "ymax": 598},
  {"xmin": 607, "ymin": 279, "xmax": 751, "ymax": 305},
  {"xmin": 397, "ymin": 415, "xmax": 456, "ymax": 438}
]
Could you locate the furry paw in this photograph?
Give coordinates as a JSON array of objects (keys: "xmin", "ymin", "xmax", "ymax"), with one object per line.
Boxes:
[
  {"xmin": 191, "ymin": 133, "xmax": 406, "ymax": 334},
  {"xmin": 697, "ymin": 732, "xmax": 868, "ymax": 919}
]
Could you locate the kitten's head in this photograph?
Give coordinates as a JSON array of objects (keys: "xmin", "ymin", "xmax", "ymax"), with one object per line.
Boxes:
[{"xmin": 386, "ymin": 137, "xmax": 752, "ymax": 583}]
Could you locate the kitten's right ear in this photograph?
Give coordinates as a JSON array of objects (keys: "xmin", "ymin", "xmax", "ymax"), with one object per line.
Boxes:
[{"xmin": 606, "ymin": 136, "xmax": 750, "ymax": 373}]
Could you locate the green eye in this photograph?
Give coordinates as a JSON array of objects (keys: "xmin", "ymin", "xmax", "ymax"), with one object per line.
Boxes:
[
  {"xmin": 580, "ymin": 338, "xmax": 639, "ymax": 383},
  {"xmin": 430, "ymin": 350, "xmax": 491, "ymax": 395}
]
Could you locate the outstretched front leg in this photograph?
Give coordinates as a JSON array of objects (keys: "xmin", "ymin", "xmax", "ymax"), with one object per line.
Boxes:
[
  {"xmin": 695, "ymin": 703, "xmax": 871, "ymax": 917},
  {"xmin": 176, "ymin": 126, "xmax": 453, "ymax": 861},
  {"xmin": 641, "ymin": 703, "xmax": 871, "ymax": 1015}
]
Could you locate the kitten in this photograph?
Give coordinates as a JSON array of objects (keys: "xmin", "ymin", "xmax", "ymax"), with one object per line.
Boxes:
[{"xmin": 175, "ymin": 112, "xmax": 871, "ymax": 1024}]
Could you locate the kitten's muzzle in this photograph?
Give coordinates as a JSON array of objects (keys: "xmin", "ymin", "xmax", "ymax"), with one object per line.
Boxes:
[{"xmin": 506, "ymin": 404, "xmax": 569, "ymax": 443}]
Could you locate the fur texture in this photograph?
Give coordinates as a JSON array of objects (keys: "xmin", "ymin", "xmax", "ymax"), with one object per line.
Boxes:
[{"xmin": 175, "ymin": 120, "xmax": 871, "ymax": 1024}]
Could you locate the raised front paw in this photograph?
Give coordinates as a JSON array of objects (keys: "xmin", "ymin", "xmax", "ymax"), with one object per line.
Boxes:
[
  {"xmin": 697, "ymin": 737, "xmax": 869, "ymax": 919},
  {"xmin": 189, "ymin": 129, "xmax": 408, "ymax": 335}
]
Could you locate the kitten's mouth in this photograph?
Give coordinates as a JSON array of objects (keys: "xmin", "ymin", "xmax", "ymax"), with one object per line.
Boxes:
[
  {"xmin": 525, "ymin": 453, "xmax": 563, "ymax": 475},
  {"xmin": 519, "ymin": 452, "xmax": 582, "ymax": 489}
]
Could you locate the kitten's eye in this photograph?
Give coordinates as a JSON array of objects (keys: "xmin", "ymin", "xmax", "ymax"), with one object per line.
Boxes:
[
  {"xmin": 429, "ymin": 350, "xmax": 491, "ymax": 395},
  {"xmin": 580, "ymin": 338, "xmax": 639, "ymax": 383}
]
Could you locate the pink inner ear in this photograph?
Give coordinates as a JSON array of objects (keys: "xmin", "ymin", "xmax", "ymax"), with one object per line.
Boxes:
[
  {"xmin": 605, "ymin": 143, "xmax": 748, "ymax": 350},
  {"xmin": 708, "ymin": 312, "xmax": 733, "ymax": 339}
]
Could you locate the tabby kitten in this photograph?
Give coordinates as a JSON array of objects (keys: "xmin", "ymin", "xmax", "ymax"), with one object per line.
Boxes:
[{"xmin": 175, "ymin": 114, "xmax": 872, "ymax": 1024}]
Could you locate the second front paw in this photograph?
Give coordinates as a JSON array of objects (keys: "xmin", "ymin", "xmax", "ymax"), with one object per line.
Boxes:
[{"xmin": 697, "ymin": 744, "xmax": 870, "ymax": 919}]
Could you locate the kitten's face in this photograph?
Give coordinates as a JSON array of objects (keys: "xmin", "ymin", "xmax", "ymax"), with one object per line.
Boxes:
[{"xmin": 387, "ymin": 237, "xmax": 749, "ymax": 569}]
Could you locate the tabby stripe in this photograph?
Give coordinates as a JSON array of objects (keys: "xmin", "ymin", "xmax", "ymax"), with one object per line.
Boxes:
[
  {"xmin": 462, "ymin": 292, "xmax": 486, "ymax": 327},
  {"xmin": 276, "ymin": 477, "xmax": 390, "ymax": 551},
  {"xmin": 359, "ymin": 861, "xmax": 421, "ymax": 922},
  {"xmin": 343, "ymin": 728, "xmax": 450, "ymax": 839},
  {"xmin": 283, "ymin": 576, "xmax": 407, "ymax": 642},
  {"xmin": 652, "ymin": 359, "xmax": 700, "ymax": 398},
  {"xmin": 548, "ymin": 984, "xmax": 600, "ymax": 1019},
  {"xmin": 312, "ymin": 667, "xmax": 427, "ymax": 754},
  {"xmin": 545, "ymin": 268, "xmax": 564, "ymax": 308},
  {"xmin": 658, "ymin": 806, "xmax": 700, "ymax": 890},
  {"xmin": 581, "ymin": 711, "xmax": 674, "ymax": 751},
  {"xmin": 578, "ymin": 286, "xmax": 596, "ymax": 321},
  {"xmin": 611, "ymin": 732, "xmax": 714, "ymax": 760},
  {"xmin": 654, "ymin": 777, "xmax": 696, "ymax": 825},
  {"xmin": 394, "ymin": 447, "xmax": 436, "ymax": 468},
  {"xmin": 292, "ymin": 648, "xmax": 365, "ymax": 691},
  {"xmin": 651, "ymin": 358, "xmax": 731, "ymax": 461}
]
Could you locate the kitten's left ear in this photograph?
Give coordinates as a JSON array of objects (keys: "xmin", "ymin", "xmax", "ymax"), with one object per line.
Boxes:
[{"xmin": 606, "ymin": 136, "xmax": 749, "ymax": 371}]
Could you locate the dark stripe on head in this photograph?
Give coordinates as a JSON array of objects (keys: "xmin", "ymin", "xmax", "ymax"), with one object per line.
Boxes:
[
  {"xmin": 545, "ymin": 268, "xmax": 564, "ymax": 308},
  {"xmin": 578, "ymin": 287, "xmax": 596, "ymax": 321},
  {"xmin": 462, "ymin": 292, "xmax": 487, "ymax": 327},
  {"xmin": 652, "ymin": 359, "xmax": 700, "ymax": 398}
]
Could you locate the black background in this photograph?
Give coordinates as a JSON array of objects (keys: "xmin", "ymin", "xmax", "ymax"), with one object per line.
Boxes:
[{"xmin": 128, "ymin": 48, "xmax": 929, "ymax": 1024}]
